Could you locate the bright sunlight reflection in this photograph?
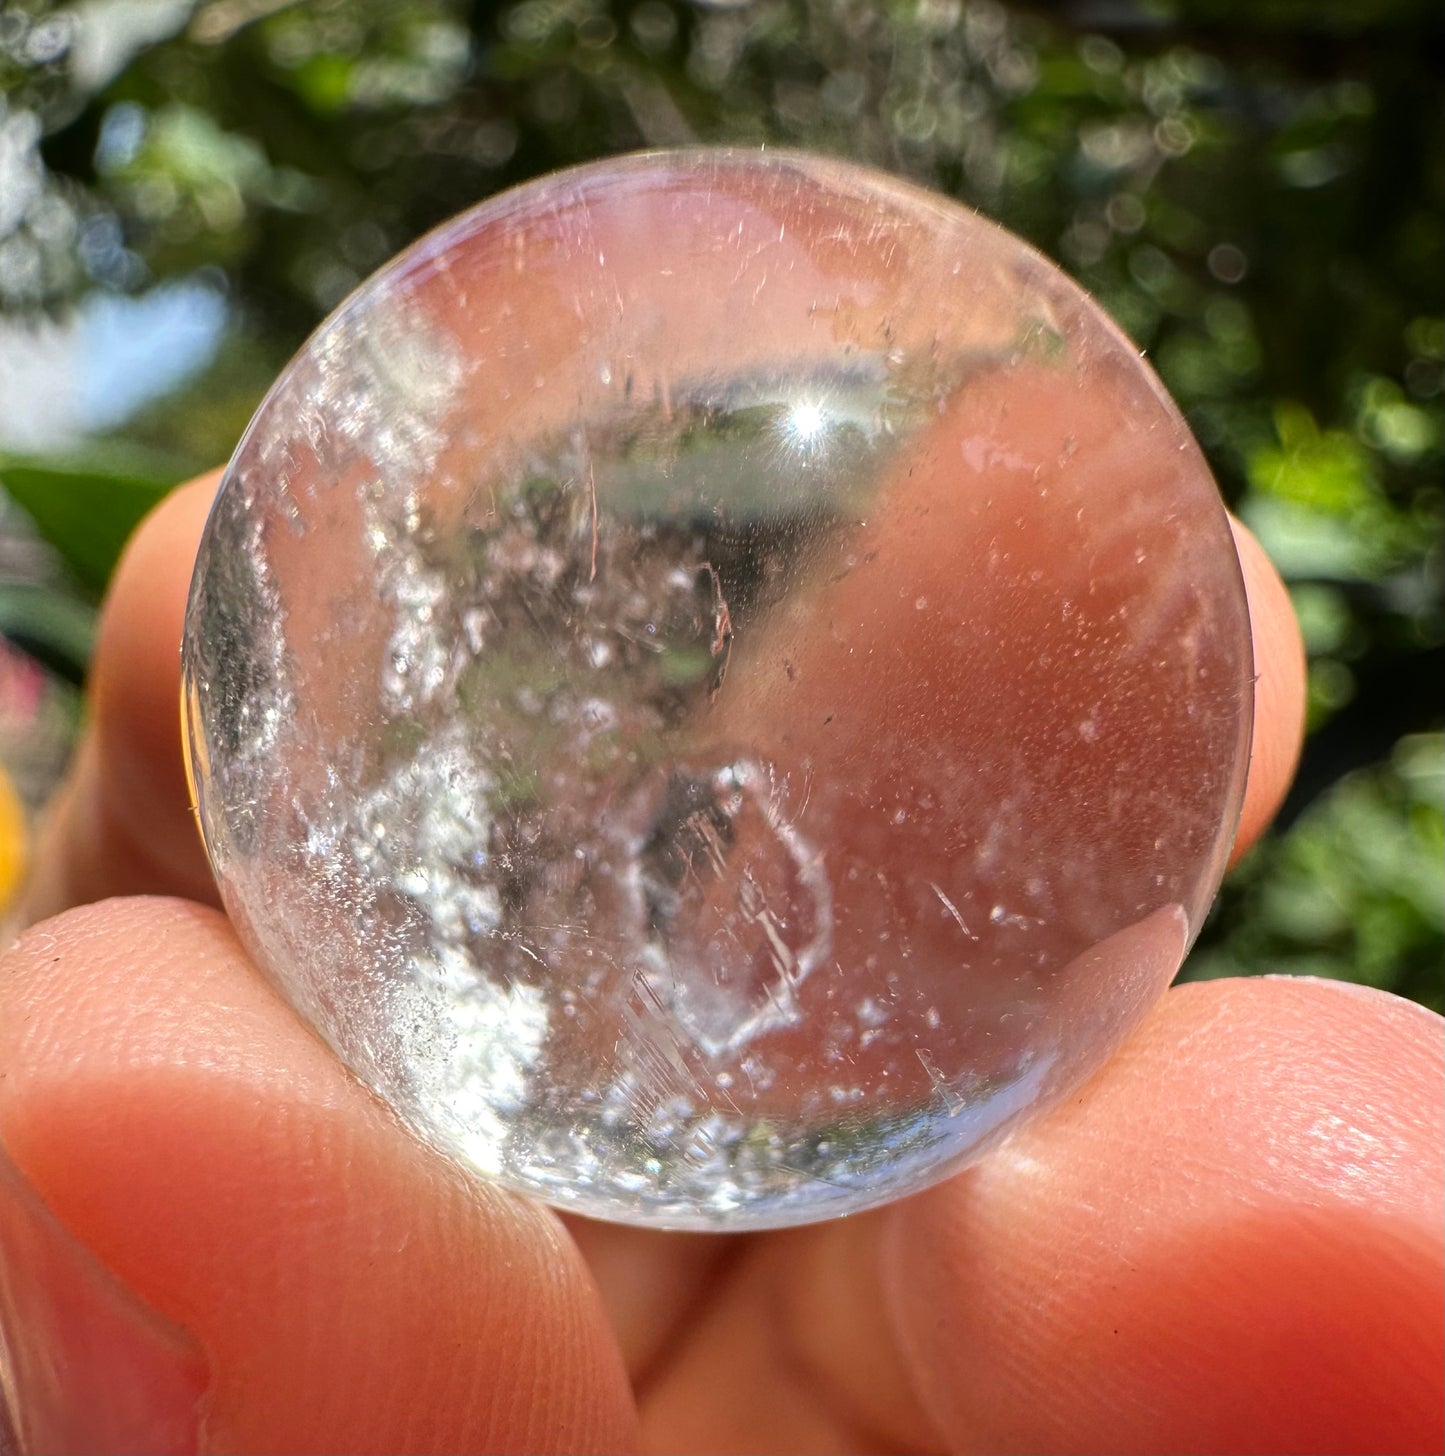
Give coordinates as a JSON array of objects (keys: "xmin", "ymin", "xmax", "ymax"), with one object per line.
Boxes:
[{"xmin": 782, "ymin": 400, "xmax": 830, "ymax": 458}]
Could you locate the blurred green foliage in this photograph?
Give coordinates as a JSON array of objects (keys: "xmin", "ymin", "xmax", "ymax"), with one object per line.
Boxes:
[
  {"xmin": 1, "ymin": 0, "xmax": 1440, "ymax": 1002},
  {"xmin": 0, "ymin": 446, "xmax": 173, "ymax": 595},
  {"xmin": 1191, "ymin": 734, "xmax": 1443, "ymax": 1011}
]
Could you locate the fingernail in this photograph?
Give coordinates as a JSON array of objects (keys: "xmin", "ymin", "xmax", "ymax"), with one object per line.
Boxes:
[{"xmin": 0, "ymin": 1139, "xmax": 208, "ymax": 1455}]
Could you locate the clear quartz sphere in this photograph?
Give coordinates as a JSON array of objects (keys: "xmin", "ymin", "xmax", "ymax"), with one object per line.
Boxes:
[{"xmin": 182, "ymin": 150, "xmax": 1252, "ymax": 1229}]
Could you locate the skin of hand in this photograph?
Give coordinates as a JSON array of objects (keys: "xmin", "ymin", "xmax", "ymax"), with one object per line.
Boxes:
[{"xmin": 0, "ymin": 473, "xmax": 1440, "ymax": 1456}]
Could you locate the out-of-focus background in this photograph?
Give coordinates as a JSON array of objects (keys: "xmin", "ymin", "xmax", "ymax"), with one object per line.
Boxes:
[{"xmin": 0, "ymin": 0, "xmax": 1440, "ymax": 1005}]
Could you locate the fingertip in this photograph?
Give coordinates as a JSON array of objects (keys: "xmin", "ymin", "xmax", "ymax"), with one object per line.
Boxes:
[
  {"xmin": 1230, "ymin": 518, "xmax": 1306, "ymax": 865},
  {"xmin": 883, "ymin": 977, "xmax": 1444, "ymax": 1454},
  {"xmin": 0, "ymin": 897, "xmax": 639, "ymax": 1454}
]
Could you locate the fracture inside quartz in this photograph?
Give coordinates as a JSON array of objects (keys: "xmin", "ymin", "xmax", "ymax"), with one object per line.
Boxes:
[{"xmin": 182, "ymin": 151, "xmax": 1252, "ymax": 1229}]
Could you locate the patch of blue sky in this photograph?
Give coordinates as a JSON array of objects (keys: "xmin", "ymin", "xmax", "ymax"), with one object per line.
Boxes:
[{"xmin": 78, "ymin": 276, "xmax": 228, "ymax": 432}]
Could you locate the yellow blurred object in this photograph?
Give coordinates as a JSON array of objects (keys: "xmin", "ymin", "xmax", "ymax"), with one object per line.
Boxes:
[{"xmin": 0, "ymin": 762, "xmax": 29, "ymax": 911}]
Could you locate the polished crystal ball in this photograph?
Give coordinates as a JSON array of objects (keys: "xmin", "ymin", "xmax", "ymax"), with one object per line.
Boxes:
[{"xmin": 183, "ymin": 150, "xmax": 1252, "ymax": 1229}]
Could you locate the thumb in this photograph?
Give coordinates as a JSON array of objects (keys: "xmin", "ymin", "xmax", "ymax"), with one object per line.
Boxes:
[{"xmin": 0, "ymin": 897, "xmax": 639, "ymax": 1453}]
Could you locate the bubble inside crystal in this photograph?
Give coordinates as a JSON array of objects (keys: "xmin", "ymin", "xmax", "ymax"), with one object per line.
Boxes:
[{"xmin": 182, "ymin": 150, "xmax": 1253, "ymax": 1229}]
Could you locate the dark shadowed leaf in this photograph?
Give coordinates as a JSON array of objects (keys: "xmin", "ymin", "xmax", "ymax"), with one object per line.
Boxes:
[{"xmin": 0, "ymin": 584, "xmax": 97, "ymax": 683}]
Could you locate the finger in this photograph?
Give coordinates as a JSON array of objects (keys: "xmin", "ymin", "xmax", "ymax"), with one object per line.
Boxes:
[
  {"xmin": 638, "ymin": 524, "xmax": 1306, "ymax": 1454},
  {"xmin": 16, "ymin": 474, "xmax": 222, "ymax": 923},
  {"xmin": 0, "ymin": 897, "xmax": 638, "ymax": 1454},
  {"xmin": 637, "ymin": 1214, "xmax": 941, "ymax": 1456},
  {"xmin": 637, "ymin": 906, "xmax": 1185, "ymax": 1454},
  {"xmin": 882, "ymin": 977, "xmax": 1444, "ymax": 1454},
  {"xmin": 1229, "ymin": 517, "xmax": 1305, "ymax": 864},
  {"xmin": 558, "ymin": 1216, "xmax": 743, "ymax": 1384}
]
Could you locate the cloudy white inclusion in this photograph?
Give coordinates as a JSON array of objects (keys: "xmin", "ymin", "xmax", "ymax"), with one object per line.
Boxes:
[
  {"xmin": 286, "ymin": 294, "xmax": 548, "ymax": 1163},
  {"xmin": 346, "ymin": 723, "xmax": 550, "ymax": 1170}
]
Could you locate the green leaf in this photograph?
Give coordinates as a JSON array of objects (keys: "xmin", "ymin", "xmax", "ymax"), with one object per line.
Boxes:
[
  {"xmin": 0, "ymin": 448, "xmax": 186, "ymax": 598},
  {"xmin": 294, "ymin": 54, "xmax": 356, "ymax": 113}
]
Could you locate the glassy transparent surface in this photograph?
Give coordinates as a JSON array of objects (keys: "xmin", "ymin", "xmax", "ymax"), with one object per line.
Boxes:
[{"xmin": 182, "ymin": 151, "xmax": 1253, "ymax": 1228}]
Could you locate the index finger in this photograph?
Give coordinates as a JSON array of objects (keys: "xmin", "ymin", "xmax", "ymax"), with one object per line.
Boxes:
[{"xmin": 13, "ymin": 473, "xmax": 220, "ymax": 923}]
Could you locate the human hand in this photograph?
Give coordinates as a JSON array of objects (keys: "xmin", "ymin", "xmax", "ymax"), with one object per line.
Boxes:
[{"xmin": 2, "ymin": 474, "xmax": 1440, "ymax": 1454}]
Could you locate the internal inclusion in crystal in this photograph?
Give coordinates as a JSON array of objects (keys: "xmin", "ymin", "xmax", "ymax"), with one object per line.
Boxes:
[
  {"xmin": 626, "ymin": 757, "xmax": 834, "ymax": 1057},
  {"xmin": 368, "ymin": 362, "xmax": 901, "ymax": 1065}
]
